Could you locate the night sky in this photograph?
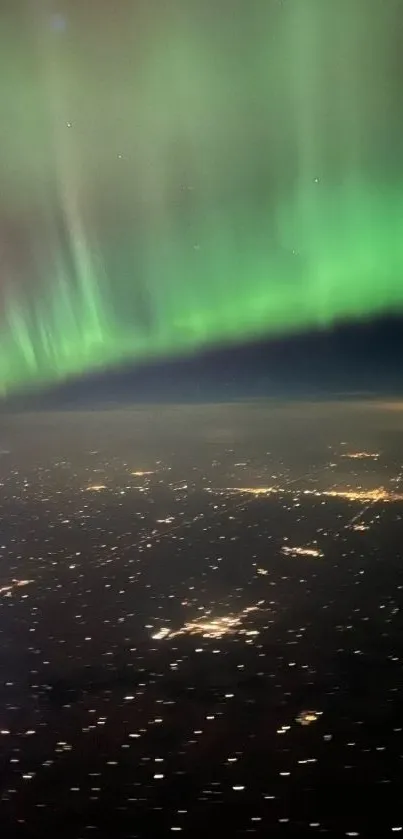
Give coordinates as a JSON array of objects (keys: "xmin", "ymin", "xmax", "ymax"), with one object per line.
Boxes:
[{"xmin": 1, "ymin": 0, "xmax": 403, "ymax": 398}]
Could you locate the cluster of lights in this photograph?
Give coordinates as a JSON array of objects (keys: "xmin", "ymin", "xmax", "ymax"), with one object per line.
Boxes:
[
  {"xmin": 223, "ymin": 486, "xmax": 277, "ymax": 496},
  {"xmin": 282, "ymin": 546, "xmax": 323, "ymax": 558},
  {"xmin": 209, "ymin": 483, "xmax": 403, "ymax": 506},
  {"xmin": 341, "ymin": 451, "xmax": 380, "ymax": 459},
  {"xmin": 152, "ymin": 603, "xmax": 264, "ymax": 641},
  {"xmin": 323, "ymin": 488, "xmax": 403, "ymax": 503},
  {"xmin": 295, "ymin": 710, "xmax": 323, "ymax": 726},
  {"xmin": 0, "ymin": 579, "xmax": 32, "ymax": 596}
]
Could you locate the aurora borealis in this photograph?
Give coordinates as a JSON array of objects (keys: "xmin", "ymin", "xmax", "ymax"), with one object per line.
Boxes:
[{"xmin": 1, "ymin": 1, "xmax": 403, "ymax": 393}]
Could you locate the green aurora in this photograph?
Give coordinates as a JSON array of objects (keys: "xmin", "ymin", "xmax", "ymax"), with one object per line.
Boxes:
[{"xmin": 1, "ymin": 0, "xmax": 402, "ymax": 393}]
